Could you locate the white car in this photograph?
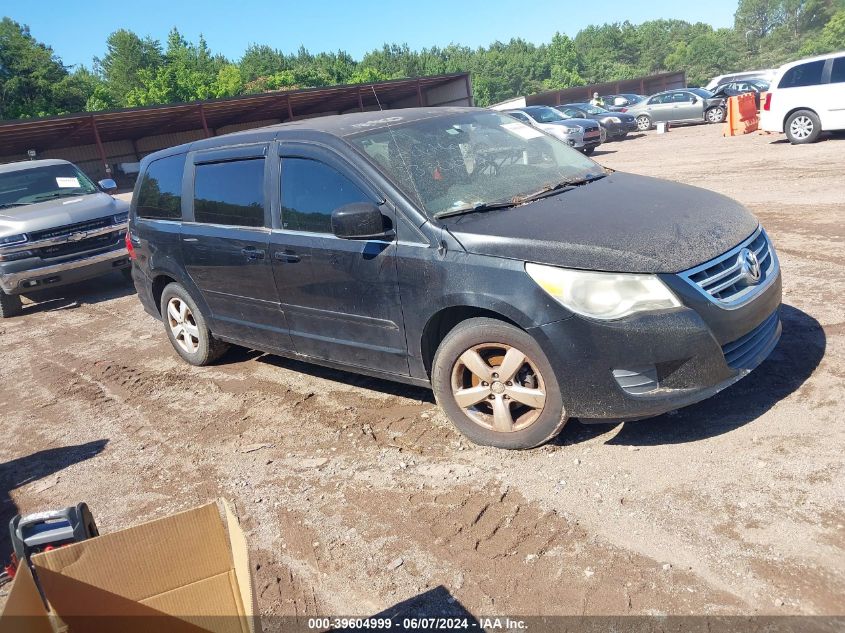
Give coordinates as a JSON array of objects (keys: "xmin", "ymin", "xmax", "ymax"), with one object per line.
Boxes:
[{"xmin": 760, "ymin": 51, "xmax": 845, "ymax": 144}]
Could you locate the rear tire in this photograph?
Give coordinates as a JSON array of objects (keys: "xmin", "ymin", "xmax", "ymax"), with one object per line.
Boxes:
[
  {"xmin": 431, "ymin": 317, "xmax": 567, "ymax": 449},
  {"xmin": 636, "ymin": 115, "xmax": 652, "ymax": 131},
  {"xmin": 0, "ymin": 289, "xmax": 22, "ymax": 318},
  {"xmin": 583, "ymin": 146, "xmax": 596, "ymax": 156},
  {"xmin": 785, "ymin": 110, "xmax": 821, "ymax": 144},
  {"xmin": 160, "ymin": 282, "xmax": 228, "ymax": 366}
]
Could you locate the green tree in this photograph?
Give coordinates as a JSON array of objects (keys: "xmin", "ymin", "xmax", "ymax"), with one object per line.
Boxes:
[
  {"xmin": 0, "ymin": 17, "xmax": 89, "ymax": 119},
  {"xmin": 800, "ymin": 7, "xmax": 845, "ymax": 51},
  {"xmin": 96, "ymin": 29, "xmax": 162, "ymax": 106},
  {"xmin": 543, "ymin": 33, "xmax": 583, "ymax": 89}
]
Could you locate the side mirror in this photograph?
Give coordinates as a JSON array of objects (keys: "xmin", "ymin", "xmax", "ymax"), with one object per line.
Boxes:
[
  {"xmin": 98, "ymin": 178, "xmax": 118, "ymax": 193},
  {"xmin": 331, "ymin": 203, "xmax": 394, "ymax": 240}
]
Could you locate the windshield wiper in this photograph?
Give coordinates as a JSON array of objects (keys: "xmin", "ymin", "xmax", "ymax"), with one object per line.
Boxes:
[
  {"xmin": 434, "ymin": 199, "xmax": 521, "ymax": 219},
  {"xmin": 30, "ymin": 191, "xmax": 87, "ymax": 202},
  {"xmin": 0, "ymin": 202, "xmax": 34, "ymax": 209},
  {"xmin": 433, "ymin": 173, "xmax": 608, "ymax": 220},
  {"xmin": 515, "ymin": 173, "xmax": 607, "ymax": 204}
]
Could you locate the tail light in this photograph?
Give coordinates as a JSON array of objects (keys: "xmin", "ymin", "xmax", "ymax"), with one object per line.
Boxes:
[
  {"xmin": 619, "ymin": 107, "xmax": 627, "ymax": 112},
  {"xmin": 763, "ymin": 92, "xmax": 772, "ymax": 111},
  {"xmin": 125, "ymin": 231, "xmax": 136, "ymax": 260}
]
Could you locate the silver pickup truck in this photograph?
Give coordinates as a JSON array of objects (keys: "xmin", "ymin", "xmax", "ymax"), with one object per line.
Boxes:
[{"xmin": 0, "ymin": 159, "xmax": 130, "ymax": 317}]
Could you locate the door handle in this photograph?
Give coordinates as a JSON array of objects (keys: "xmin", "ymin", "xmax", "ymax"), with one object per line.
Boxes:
[
  {"xmin": 273, "ymin": 251, "xmax": 301, "ymax": 263},
  {"xmin": 241, "ymin": 247, "xmax": 266, "ymax": 260}
]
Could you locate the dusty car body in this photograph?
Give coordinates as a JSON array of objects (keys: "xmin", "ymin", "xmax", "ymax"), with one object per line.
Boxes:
[{"xmin": 128, "ymin": 107, "xmax": 781, "ymax": 449}]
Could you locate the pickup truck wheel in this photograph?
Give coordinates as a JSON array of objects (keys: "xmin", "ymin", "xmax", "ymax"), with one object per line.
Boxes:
[
  {"xmin": 431, "ymin": 317, "xmax": 567, "ymax": 449},
  {"xmin": 785, "ymin": 110, "xmax": 821, "ymax": 144},
  {"xmin": 160, "ymin": 282, "xmax": 228, "ymax": 366},
  {"xmin": 0, "ymin": 289, "xmax": 22, "ymax": 318},
  {"xmin": 636, "ymin": 115, "xmax": 652, "ymax": 131}
]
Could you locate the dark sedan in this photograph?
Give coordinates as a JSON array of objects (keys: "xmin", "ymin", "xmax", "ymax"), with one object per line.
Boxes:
[
  {"xmin": 555, "ymin": 103, "xmax": 638, "ymax": 139},
  {"xmin": 711, "ymin": 79, "xmax": 770, "ymax": 109}
]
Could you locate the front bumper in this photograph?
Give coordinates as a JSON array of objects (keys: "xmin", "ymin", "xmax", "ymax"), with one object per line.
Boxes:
[
  {"xmin": 572, "ymin": 129, "xmax": 602, "ymax": 149},
  {"xmin": 605, "ymin": 119, "xmax": 638, "ymax": 137},
  {"xmin": 529, "ymin": 269, "xmax": 783, "ymax": 420},
  {"xmin": 0, "ymin": 245, "xmax": 130, "ymax": 294}
]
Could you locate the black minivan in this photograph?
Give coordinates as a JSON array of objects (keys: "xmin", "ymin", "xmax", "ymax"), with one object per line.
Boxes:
[{"xmin": 127, "ymin": 107, "xmax": 782, "ymax": 449}]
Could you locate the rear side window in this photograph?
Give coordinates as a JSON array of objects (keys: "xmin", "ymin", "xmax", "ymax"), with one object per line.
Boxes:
[
  {"xmin": 193, "ymin": 159, "xmax": 265, "ymax": 227},
  {"xmin": 831, "ymin": 57, "xmax": 845, "ymax": 84},
  {"xmin": 280, "ymin": 158, "xmax": 370, "ymax": 233},
  {"xmin": 136, "ymin": 154, "xmax": 186, "ymax": 220},
  {"xmin": 778, "ymin": 60, "xmax": 826, "ymax": 88}
]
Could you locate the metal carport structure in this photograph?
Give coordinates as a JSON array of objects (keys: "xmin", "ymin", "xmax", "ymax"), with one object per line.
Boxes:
[{"xmin": 0, "ymin": 73, "xmax": 472, "ymax": 185}]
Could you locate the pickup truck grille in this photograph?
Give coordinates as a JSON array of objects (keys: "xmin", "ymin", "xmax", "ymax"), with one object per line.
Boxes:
[
  {"xmin": 29, "ymin": 217, "xmax": 113, "ymax": 242},
  {"xmin": 36, "ymin": 232, "xmax": 123, "ymax": 259},
  {"xmin": 679, "ymin": 227, "xmax": 778, "ymax": 308}
]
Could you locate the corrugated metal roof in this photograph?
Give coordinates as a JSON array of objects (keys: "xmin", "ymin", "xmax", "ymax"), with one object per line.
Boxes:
[{"xmin": 0, "ymin": 73, "xmax": 470, "ymax": 156}]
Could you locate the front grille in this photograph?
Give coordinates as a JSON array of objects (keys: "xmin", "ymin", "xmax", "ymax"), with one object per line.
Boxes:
[
  {"xmin": 29, "ymin": 217, "xmax": 113, "ymax": 242},
  {"xmin": 722, "ymin": 311, "xmax": 780, "ymax": 369},
  {"xmin": 37, "ymin": 233, "xmax": 122, "ymax": 259},
  {"xmin": 679, "ymin": 227, "xmax": 778, "ymax": 307}
]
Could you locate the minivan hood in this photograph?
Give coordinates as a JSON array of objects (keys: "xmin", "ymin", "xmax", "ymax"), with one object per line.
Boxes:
[
  {"xmin": 0, "ymin": 193, "xmax": 128, "ymax": 238},
  {"xmin": 443, "ymin": 172, "xmax": 759, "ymax": 274}
]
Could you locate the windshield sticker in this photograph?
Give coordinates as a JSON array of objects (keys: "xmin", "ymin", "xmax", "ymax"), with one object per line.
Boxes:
[
  {"xmin": 501, "ymin": 122, "xmax": 544, "ymax": 140},
  {"xmin": 56, "ymin": 177, "xmax": 80, "ymax": 188}
]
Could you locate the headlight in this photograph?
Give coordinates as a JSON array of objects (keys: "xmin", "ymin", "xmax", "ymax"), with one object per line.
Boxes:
[
  {"xmin": 526, "ymin": 263, "xmax": 681, "ymax": 320},
  {"xmin": 113, "ymin": 211, "xmax": 129, "ymax": 225},
  {"xmin": 0, "ymin": 233, "xmax": 27, "ymax": 246},
  {"xmin": 608, "ymin": 117, "xmax": 621, "ymax": 124},
  {"xmin": 563, "ymin": 125, "xmax": 582, "ymax": 133}
]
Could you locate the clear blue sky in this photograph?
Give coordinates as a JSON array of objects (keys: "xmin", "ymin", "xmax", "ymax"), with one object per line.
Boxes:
[{"xmin": 5, "ymin": 0, "xmax": 739, "ymax": 69}]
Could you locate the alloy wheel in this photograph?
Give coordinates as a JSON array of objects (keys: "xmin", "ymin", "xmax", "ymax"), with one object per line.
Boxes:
[
  {"xmin": 636, "ymin": 116, "xmax": 650, "ymax": 131},
  {"xmin": 707, "ymin": 107, "xmax": 725, "ymax": 123},
  {"xmin": 450, "ymin": 343, "xmax": 547, "ymax": 433},
  {"xmin": 789, "ymin": 115, "xmax": 813, "ymax": 140},
  {"xmin": 167, "ymin": 297, "xmax": 200, "ymax": 354}
]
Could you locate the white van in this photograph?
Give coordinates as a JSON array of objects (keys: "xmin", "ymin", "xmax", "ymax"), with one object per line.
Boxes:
[{"xmin": 760, "ymin": 51, "xmax": 845, "ymax": 144}]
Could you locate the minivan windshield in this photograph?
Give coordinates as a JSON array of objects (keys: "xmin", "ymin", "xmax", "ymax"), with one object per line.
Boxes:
[
  {"xmin": 0, "ymin": 163, "xmax": 98, "ymax": 209},
  {"xmin": 349, "ymin": 111, "xmax": 600, "ymax": 218}
]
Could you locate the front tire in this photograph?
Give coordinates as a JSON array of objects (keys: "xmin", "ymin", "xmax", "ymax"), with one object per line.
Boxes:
[
  {"xmin": 583, "ymin": 146, "xmax": 596, "ymax": 156},
  {"xmin": 0, "ymin": 289, "xmax": 22, "ymax": 318},
  {"xmin": 160, "ymin": 282, "xmax": 228, "ymax": 366},
  {"xmin": 431, "ymin": 318, "xmax": 567, "ymax": 449},
  {"xmin": 636, "ymin": 115, "xmax": 652, "ymax": 131},
  {"xmin": 706, "ymin": 106, "xmax": 726, "ymax": 123},
  {"xmin": 785, "ymin": 110, "xmax": 821, "ymax": 144}
]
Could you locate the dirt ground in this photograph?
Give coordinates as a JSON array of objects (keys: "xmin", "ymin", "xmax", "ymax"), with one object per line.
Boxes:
[{"xmin": 1, "ymin": 124, "xmax": 843, "ymax": 622}]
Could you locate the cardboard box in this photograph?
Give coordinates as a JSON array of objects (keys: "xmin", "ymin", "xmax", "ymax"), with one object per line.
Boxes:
[{"xmin": 0, "ymin": 501, "xmax": 258, "ymax": 633}]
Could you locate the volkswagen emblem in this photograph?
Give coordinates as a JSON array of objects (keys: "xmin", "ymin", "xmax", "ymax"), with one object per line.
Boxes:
[{"xmin": 738, "ymin": 248, "xmax": 761, "ymax": 283}]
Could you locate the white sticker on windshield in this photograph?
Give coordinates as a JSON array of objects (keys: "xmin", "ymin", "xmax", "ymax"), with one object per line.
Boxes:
[
  {"xmin": 56, "ymin": 177, "xmax": 80, "ymax": 188},
  {"xmin": 501, "ymin": 122, "xmax": 544, "ymax": 140}
]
